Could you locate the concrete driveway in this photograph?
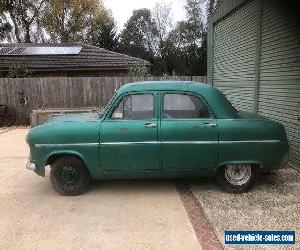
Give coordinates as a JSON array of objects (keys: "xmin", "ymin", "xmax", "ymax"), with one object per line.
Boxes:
[{"xmin": 0, "ymin": 129, "xmax": 200, "ymax": 250}]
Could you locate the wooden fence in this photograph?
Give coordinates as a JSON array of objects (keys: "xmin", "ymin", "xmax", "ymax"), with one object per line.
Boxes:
[{"xmin": 0, "ymin": 76, "xmax": 206, "ymax": 124}]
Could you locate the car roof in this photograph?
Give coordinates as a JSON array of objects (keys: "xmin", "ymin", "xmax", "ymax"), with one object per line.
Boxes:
[
  {"xmin": 118, "ymin": 81, "xmax": 213, "ymax": 94},
  {"xmin": 115, "ymin": 81, "xmax": 238, "ymax": 119}
]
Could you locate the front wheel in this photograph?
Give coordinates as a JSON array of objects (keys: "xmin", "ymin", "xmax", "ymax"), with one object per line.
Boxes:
[
  {"xmin": 216, "ymin": 164, "xmax": 259, "ymax": 193},
  {"xmin": 50, "ymin": 156, "xmax": 91, "ymax": 196}
]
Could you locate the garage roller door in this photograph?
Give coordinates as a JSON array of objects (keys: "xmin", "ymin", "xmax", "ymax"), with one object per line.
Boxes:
[
  {"xmin": 258, "ymin": 0, "xmax": 300, "ymax": 169},
  {"xmin": 213, "ymin": 0, "xmax": 258, "ymax": 112}
]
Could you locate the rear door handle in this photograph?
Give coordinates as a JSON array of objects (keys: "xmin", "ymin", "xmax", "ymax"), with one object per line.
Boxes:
[
  {"xmin": 145, "ymin": 123, "xmax": 157, "ymax": 128},
  {"xmin": 203, "ymin": 122, "xmax": 217, "ymax": 128}
]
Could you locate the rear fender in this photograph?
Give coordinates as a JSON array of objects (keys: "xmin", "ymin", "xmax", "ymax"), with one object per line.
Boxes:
[{"xmin": 216, "ymin": 160, "xmax": 262, "ymax": 173}]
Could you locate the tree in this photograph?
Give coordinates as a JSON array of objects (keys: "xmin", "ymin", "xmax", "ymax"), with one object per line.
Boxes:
[
  {"xmin": 119, "ymin": 8, "xmax": 158, "ymax": 66},
  {"xmin": 119, "ymin": 4, "xmax": 175, "ymax": 75},
  {"xmin": 161, "ymin": 0, "xmax": 210, "ymax": 76},
  {"xmin": 42, "ymin": 0, "xmax": 108, "ymax": 43},
  {"xmin": 183, "ymin": 0, "xmax": 206, "ymax": 46},
  {"xmin": 0, "ymin": 0, "xmax": 116, "ymax": 45},
  {"xmin": 205, "ymin": 0, "xmax": 219, "ymax": 21},
  {"xmin": 152, "ymin": 2, "xmax": 172, "ymax": 48},
  {"xmin": 0, "ymin": 18, "xmax": 11, "ymax": 40},
  {"xmin": 87, "ymin": 11, "xmax": 118, "ymax": 51},
  {"xmin": 0, "ymin": 0, "xmax": 46, "ymax": 43}
]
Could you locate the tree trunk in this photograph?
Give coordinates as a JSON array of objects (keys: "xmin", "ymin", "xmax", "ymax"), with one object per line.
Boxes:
[
  {"xmin": 9, "ymin": 13, "xmax": 22, "ymax": 43},
  {"xmin": 24, "ymin": 24, "xmax": 31, "ymax": 43}
]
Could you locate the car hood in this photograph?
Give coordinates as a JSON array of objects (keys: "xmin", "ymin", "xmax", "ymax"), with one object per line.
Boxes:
[
  {"xmin": 238, "ymin": 111, "xmax": 269, "ymax": 120},
  {"xmin": 47, "ymin": 112, "xmax": 100, "ymax": 123}
]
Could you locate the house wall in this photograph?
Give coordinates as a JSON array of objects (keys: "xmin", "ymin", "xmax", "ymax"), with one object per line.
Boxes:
[
  {"xmin": 212, "ymin": 0, "xmax": 259, "ymax": 112},
  {"xmin": 208, "ymin": 0, "xmax": 300, "ymax": 169}
]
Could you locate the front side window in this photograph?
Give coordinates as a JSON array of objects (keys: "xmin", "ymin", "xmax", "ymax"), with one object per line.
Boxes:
[
  {"xmin": 111, "ymin": 94, "xmax": 154, "ymax": 120},
  {"xmin": 163, "ymin": 93, "xmax": 211, "ymax": 119}
]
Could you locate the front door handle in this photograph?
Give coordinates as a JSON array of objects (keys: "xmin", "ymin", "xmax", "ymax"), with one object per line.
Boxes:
[
  {"xmin": 203, "ymin": 122, "xmax": 217, "ymax": 128},
  {"xmin": 145, "ymin": 123, "xmax": 157, "ymax": 128}
]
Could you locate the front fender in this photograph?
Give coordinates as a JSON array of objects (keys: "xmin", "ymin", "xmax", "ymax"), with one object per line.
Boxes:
[
  {"xmin": 32, "ymin": 148, "xmax": 105, "ymax": 179},
  {"xmin": 32, "ymin": 150, "xmax": 87, "ymax": 177}
]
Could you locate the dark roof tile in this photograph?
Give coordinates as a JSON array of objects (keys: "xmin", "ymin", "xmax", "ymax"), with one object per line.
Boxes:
[{"xmin": 0, "ymin": 43, "xmax": 150, "ymax": 70}]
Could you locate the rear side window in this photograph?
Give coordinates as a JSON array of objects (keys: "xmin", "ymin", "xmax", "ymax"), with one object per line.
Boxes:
[
  {"xmin": 163, "ymin": 93, "xmax": 211, "ymax": 119},
  {"xmin": 111, "ymin": 94, "xmax": 154, "ymax": 120}
]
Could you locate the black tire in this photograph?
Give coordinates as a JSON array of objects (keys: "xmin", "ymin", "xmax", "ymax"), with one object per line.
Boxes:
[
  {"xmin": 216, "ymin": 164, "xmax": 259, "ymax": 193},
  {"xmin": 50, "ymin": 156, "xmax": 91, "ymax": 196}
]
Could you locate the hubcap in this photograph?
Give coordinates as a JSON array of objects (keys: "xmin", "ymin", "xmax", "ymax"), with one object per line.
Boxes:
[
  {"xmin": 225, "ymin": 164, "xmax": 252, "ymax": 185},
  {"xmin": 59, "ymin": 166, "xmax": 80, "ymax": 188}
]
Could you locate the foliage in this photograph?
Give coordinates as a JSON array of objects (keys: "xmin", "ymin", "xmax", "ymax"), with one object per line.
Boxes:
[
  {"xmin": 7, "ymin": 65, "xmax": 32, "ymax": 78},
  {"xmin": 42, "ymin": 0, "xmax": 111, "ymax": 43},
  {"xmin": 119, "ymin": 9, "xmax": 158, "ymax": 60},
  {"xmin": 0, "ymin": 0, "xmax": 219, "ymax": 76},
  {"xmin": 88, "ymin": 16, "xmax": 118, "ymax": 51},
  {"xmin": 205, "ymin": 0, "xmax": 219, "ymax": 19},
  {"xmin": 184, "ymin": 0, "xmax": 205, "ymax": 45},
  {"xmin": 118, "ymin": 4, "xmax": 173, "ymax": 75},
  {"xmin": 0, "ymin": 19, "xmax": 11, "ymax": 40},
  {"xmin": 152, "ymin": 2, "xmax": 172, "ymax": 49},
  {"xmin": 0, "ymin": 0, "xmax": 116, "ymax": 46},
  {"xmin": 127, "ymin": 63, "xmax": 149, "ymax": 77},
  {"xmin": 118, "ymin": 0, "xmax": 217, "ymax": 76},
  {"xmin": 0, "ymin": 0, "xmax": 46, "ymax": 42}
]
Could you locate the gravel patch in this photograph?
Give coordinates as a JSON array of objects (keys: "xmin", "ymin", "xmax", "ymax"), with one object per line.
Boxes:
[{"xmin": 191, "ymin": 168, "xmax": 300, "ymax": 250}]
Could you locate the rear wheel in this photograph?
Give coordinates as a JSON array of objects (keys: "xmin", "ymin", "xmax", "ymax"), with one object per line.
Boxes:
[
  {"xmin": 50, "ymin": 156, "xmax": 91, "ymax": 196},
  {"xmin": 217, "ymin": 164, "xmax": 259, "ymax": 193}
]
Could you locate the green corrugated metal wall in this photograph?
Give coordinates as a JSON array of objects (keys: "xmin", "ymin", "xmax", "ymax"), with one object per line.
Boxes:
[
  {"xmin": 213, "ymin": 0, "xmax": 259, "ymax": 112},
  {"xmin": 258, "ymin": 0, "xmax": 300, "ymax": 168},
  {"xmin": 209, "ymin": 0, "xmax": 300, "ymax": 169}
]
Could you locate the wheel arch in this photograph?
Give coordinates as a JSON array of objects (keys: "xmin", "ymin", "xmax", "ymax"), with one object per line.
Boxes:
[
  {"xmin": 46, "ymin": 151, "xmax": 88, "ymax": 169},
  {"xmin": 216, "ymin": 161, "xmax": 262, "ymax": 172}
]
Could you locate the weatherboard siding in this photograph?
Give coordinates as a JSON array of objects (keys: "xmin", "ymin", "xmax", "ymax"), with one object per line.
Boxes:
[
  {"xmin": 208, "ymin": 0, "xmax": 300, "ymax": 169},
  {"xmin": 258, "ymin": 0, "xmax": 300, "ymax": 168},
  {"xmin": 213, "ymin": 0, "xmax": 258, "ymax": 112}
]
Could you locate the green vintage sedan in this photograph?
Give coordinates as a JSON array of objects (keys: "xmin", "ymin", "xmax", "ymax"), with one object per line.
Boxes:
[{"xmin": 26, "ymin": 81, "xmax": 289, "ymax": 195}]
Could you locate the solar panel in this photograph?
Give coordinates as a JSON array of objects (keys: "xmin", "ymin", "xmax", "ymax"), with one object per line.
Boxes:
[
  {"xmin": 10, "ymin": 47, "xmax": 27, "ymax": 54},
  {"xmin": 24, "ymin": 46, "xmax": 82, "ymax": 55},
  {"xmin": 0, "ymin": 46, "xmax": 82, "ymax": 55},
  {"xmin": 0, "ymin": 47, "xmax": 14, "ymax": 55}
]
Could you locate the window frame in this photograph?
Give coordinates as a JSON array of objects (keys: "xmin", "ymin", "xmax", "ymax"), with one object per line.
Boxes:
[
  {"xmin": 161, "ymin": 91, "xmax": 215, "ymax": 120},
  {"xmin": 106, "ymin": 91, "xmax": 157, "ymax": 121}
]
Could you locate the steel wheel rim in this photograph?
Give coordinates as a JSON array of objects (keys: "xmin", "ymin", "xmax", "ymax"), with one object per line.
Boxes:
[
  {"xmin": 225, "ymin": 164, "xmax": 252, "ymax": 185},
  {"xmin": 59, "ymin": 165, "xmax": 80, "ymax": 188}
]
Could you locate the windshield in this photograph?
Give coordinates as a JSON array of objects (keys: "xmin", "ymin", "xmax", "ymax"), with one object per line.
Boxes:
[{"xmin": 99, "ymin": 93, "xmax": 117, "ymax": 117}]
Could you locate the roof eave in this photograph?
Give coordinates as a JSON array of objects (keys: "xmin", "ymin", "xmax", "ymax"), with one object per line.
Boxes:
[{"xmin": 0, "ymin": 64, "xmax": 151, "ymax": 72}]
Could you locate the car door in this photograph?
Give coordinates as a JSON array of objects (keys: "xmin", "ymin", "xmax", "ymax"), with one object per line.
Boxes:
[
  {"xmin": 160, "ymin": 91, "xmax": 218, "ymax": 170},
  {"xmin": 100, "ymin": 92, "xmax": 160, "ymax": 171}
]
